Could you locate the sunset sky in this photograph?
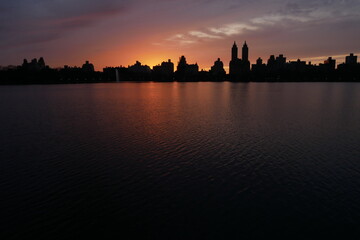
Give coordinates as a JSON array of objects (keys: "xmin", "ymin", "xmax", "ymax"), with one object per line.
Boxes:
[{"xmin": 1, "ymin": 0, "xmax": 359, "ymax": 70}]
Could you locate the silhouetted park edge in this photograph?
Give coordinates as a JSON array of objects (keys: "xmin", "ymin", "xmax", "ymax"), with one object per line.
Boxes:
[{"xmin": 1, "ymin": 42, "xmax": 359, "ymax": 84}]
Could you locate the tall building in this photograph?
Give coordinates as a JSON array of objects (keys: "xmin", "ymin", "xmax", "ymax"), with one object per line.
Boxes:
[
  {"xmin": 229, "ymin": 41, "xmax": 250, "ymax": 80},
  {"xmin": 232, "ymin": 42, "xmax": 238, "ymax": 61},
  {"xmin": 346, "ymin": 53, "xmax": 357, "ymax": 65},
  {"xmin": 229, "ymin": 42, "xmax": 242, "ymax": 78},
  {"xmin": 266, "ymin": 54, "xmax": 287, "ymax": 71},
  {"xmin": 161, "ymin": 59, "xmax": 174, "ymax": 74},
  {"xmin": 324, "ymin": 57, "xmax": 336, "ymax": 70},
  {"xmin": 210, "ymin": 58, "xmax": 225, "ymax": 73},
  {"xmin": 175, "ymin": 56, "xmax": 198, "ymax": 81},
  {"xmin": 177, "ymin": 56, "xmax": 187, "ymax": 73},
  {"xmin": 252, "ymin": 57, "xmax": 266, "ymax": 74},
  {"xmin": 210, "ymin": 58, "xmax": 226, "ymax": 81},
  {"xmin": 276, "ymin": 54, "xmax": 286, "ymax": 66},
  {"xmin": 242, "ymin": 41, "xmax": 250, "ymax": 72},
  {"xmin": 242, "ymin": 41, "xmax": 248, "ymax": 62},
  {"xmin": 256, "ymin": 57, "xmax": 263, "ymax": 65},
  {"xmin": 267, "ymin": 55, "xmax": 276, "ymax": 67},
  {"xmin": 153, "ymin": 59, "xmax": 174, "ymax": 81},
  {"xmin": 82, "ymin": 61, "xmax": 95, "ymax": 72}
]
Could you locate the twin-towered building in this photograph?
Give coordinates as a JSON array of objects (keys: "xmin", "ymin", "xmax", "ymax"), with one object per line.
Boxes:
[{"xmin": 229, "ymin": 41, "xmax": 251, "ymax": 81}]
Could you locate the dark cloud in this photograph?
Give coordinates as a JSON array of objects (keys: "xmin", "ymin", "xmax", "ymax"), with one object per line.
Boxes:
[{"xmin": 0, "ymin": 0, "xmax": 128, "ymax": 48}]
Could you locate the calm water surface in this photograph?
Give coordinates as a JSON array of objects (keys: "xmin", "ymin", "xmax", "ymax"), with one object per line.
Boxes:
[{"xmin": 1, "ymin": 82, "xmax": 360, "ymax": 239}]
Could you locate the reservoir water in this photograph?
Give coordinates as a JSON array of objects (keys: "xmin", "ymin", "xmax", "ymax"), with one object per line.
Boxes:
[{"xmin": 1, "ymin": 82, "xmax": 360, "ymax": 239}]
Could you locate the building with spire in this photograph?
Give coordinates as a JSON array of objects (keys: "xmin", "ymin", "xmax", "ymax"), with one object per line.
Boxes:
[
  {"xmin": 229, "ymin": 41, "xmax": 250, "ymax": 81},
  {"xmin": 242, "ymin": 41, "xmax": 248, "ymax": 62},
  {"xmin": 232, "ymin": 41, "xmax": 238, "ymax": 61},
  {"xmin": 242, "ymin": 41, "xmax": 250, "ymax": 72}
]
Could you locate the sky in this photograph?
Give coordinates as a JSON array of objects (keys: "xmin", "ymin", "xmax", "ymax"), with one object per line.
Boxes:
[{"xmin": 0, "ymin": 0, "xmax": 359, "ymax": 70}]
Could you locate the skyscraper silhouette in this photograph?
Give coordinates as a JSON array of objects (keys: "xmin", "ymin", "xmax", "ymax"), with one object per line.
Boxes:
[
  {"xmin": 232, "ymin": 42, "xmax": 238, "ymax": 61},
  {"xmin": 242, "ymin": 41, "xmax": 250, "ymax": 72},
  {"xmin": 242, "ymin": 41, "xmax": 248, "ymax": 62},
  {"xmin": 346, "ymin": 53, "xmax": 357, "ymax": 65},
  {"xmin": 229, "ymin": 41, "xmax": 250, "ymax": 81}
]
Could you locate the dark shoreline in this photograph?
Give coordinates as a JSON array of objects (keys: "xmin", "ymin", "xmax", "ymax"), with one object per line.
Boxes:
[{"xmin": 1, "ymin": 80, "xmax": 360, "ymax": 86}]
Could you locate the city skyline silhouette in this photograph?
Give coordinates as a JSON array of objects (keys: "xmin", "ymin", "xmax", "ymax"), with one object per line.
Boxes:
[
  {"xmin": 1, "ymin": 41, "xmax": 359, "ymax": 83},
  {"xmin": 2, "ymin": 41, "xmax": 359, "ymax": 69}
]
